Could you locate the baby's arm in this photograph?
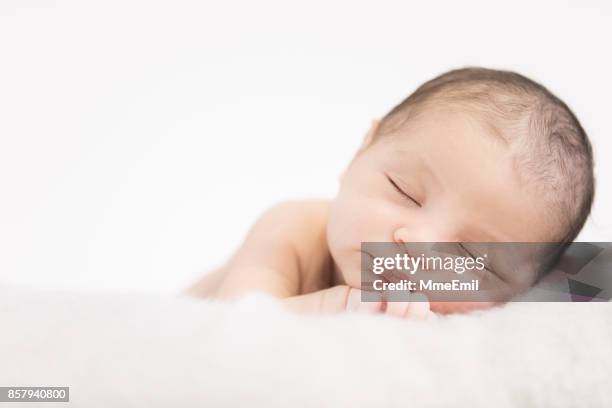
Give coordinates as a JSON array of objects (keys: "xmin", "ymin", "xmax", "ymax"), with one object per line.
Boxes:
[{"xmin": 213, "ymin": 201, "xmax": 328, "ymax": 300}]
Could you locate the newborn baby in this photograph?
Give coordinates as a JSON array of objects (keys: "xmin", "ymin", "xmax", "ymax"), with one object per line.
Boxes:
[{"xmin": 188, "ymin": 67, "xmax": 595, "ymax": 318}]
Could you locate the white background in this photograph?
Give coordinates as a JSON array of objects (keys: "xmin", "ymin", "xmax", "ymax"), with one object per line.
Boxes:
[{"xmin": 1, "ymin": 0, "xmax": 610, "ymax": 295}]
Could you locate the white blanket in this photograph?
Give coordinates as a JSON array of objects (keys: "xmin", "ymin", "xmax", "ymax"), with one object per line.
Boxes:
[{"xmin": 0, "ymin": 283, "xmax": 610, "ymax": 407}]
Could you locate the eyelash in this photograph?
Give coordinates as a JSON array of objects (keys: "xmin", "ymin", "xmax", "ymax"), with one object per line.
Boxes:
[
  {"xmin": 458, "ymin": 243, "xmax": 500, "ymax": 278},
  {"xmin": 386, "ymin": 175, "xmax": 421, "ymax": 207},
  {"xmin": 458, "ymin": 243, "xmax": 478, "ymax": 261}
]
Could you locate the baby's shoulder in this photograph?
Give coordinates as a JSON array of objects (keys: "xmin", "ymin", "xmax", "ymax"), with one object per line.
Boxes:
[
  {"xmin": 265, "ymin": 199, "xmax": 331, "ymax": 221},
  {"xmin": 265, "ymin": 200, "xmax": 332, "ymax": 286},
  {"xmin": 257, "ymin": 200, "xmax": 331, "ymax": 244}
]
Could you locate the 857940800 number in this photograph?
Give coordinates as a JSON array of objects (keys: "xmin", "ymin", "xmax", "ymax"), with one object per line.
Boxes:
[{"xmin": 0, "ymin": 387, "xmax": 69, "ymax": 402}]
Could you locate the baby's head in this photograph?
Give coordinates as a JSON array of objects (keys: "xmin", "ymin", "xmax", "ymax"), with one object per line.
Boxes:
[{"xmin": 326, "ymin": 67, "xmax": 595, "ymax": 313}]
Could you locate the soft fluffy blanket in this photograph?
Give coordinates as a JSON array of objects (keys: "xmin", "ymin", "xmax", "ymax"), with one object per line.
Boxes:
[{"xmin": 0, "ymin": 282, "xmax": 610, "ymax": 407}]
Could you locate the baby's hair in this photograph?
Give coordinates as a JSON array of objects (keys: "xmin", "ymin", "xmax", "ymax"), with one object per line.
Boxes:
[{"xmin": 378, "ymin": 67, "xmax": 595, "ymax": 278}]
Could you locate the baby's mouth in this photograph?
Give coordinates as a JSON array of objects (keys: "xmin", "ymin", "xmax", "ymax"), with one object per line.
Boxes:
[
  {"xmin": 383, "ymin": 268, "xmax": 412, "ymax": 284},
  {"xmin": 360, "ymin": 248, "xmax": 414, "ymax": 284}
]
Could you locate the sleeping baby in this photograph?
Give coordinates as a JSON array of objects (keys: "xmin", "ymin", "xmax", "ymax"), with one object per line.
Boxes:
[{"xmin": 187, "ymin": 67, "xmax": 595, "ymax": 319}]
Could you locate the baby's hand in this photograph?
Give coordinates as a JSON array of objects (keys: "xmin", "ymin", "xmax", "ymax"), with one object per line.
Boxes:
[
  {"xmin": 282, "ymin": 285, "xmax": 377, "ymax": 314},
  {"xmin": 347, "ymin": 289, "xmax": 434, "ymax": 320},
  {"xmin": 380, "ymin": 292, "xmax": 435, "ymax": 320},
  {"xmin": 283, "ymin": 285, "xmax": 434, "ymax": 320}
]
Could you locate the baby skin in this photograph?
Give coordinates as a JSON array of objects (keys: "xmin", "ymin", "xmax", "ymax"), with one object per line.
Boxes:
[{"xmin": 187, "ymin": 110, "xmax": 555, "ymax": 319}]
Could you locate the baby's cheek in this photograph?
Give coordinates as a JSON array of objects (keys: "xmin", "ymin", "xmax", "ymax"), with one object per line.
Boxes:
[
  {"xmin": 328, "ymin": 197, "xmax": 373, "ymax": 240},
  {"xmin": 327, "ymin": 189, "xmax": 399, "ymax": 289},
  {"xmin": 340, "ymin": 263, "xmax": 363, "ymax": 289},
  {"xmin": 327, "ymin": 219, "xmax": 375, "ymax": 288}
]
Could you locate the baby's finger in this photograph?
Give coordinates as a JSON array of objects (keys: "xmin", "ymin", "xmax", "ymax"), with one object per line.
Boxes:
[
  {"xmin": 404, "ymin": 292, "xmax": 434, "ymax": 320},
  {"xmin": 347, "ymin": 288, "xmax": 383, "ymax": 314},
  {"xmin": 384, "ymin": 301, "xmax": 411, "ymax": 318}
]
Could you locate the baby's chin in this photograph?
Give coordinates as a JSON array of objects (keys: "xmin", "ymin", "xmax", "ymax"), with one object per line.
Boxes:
[{"xmin": 429, "ymin": 301, "xmax": 500, "ymax": 315}]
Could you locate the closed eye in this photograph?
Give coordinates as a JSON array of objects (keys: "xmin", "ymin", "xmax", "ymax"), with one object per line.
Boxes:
[
  {"xmin": 458, "ymin": 243, "xmax": 479, "ymax": 261},
  {"xmin": 386, "ymin": 174, "xmax": 421, "ymax": 207},
  {"xmin": 458, "ymin": 243, "xmax": 503, "ymax": 281}
]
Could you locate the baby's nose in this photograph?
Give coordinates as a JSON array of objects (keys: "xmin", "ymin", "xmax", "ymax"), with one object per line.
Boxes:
[{"xmin": 393, "ymin": 226, "xmax": 457, "ymax": 243}]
